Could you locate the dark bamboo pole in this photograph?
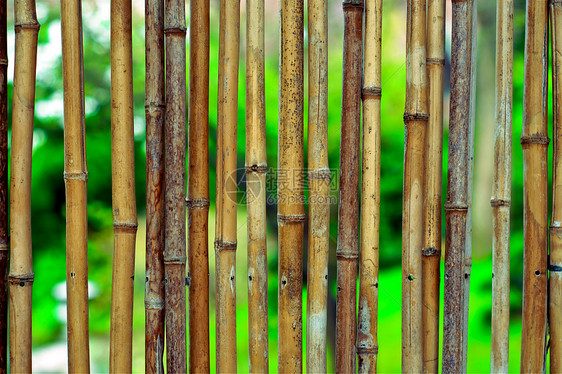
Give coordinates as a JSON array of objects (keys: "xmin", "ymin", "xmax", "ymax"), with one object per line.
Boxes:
[
  {"xmin": 519, "ymin": 0, "xmax": 549, "ymax": 372},
  {"xmin": 188, "ymin": 0, "xmax": 210, "ymax": 369},
  {"xmin": 215, "ymin": 0, "xmax": 240, "ymax": 370},
  {"xmin": 163, "ymin": 0, "xmax": 187, "ymax": 370},
  {"xmin": 442, "ymin": 0, "xmax": 476, "ymax": 372},
  {"xmin": 109, "ymin": 0, "xmax": 138, "ymax": 371},
  {"xmin": 61, "ymin": 0, "xmax": 90, "ymax": 371},
  {"xmin": 9, "ymin": 0, "xmax": 39, "ymax": 371},
  {"xmin": 422, "ymin": 0, "xmax": 444, "ymax": 371},
  {"xmin": 402, "ymin": 0, "xmax": 427, "ymax": 371},
  {"xmin": 246, "ymin": 0, "xmax": 269, "ymax": 369},
  {"xmin": 357, "ymin": 0, "xmax": 381, "ymax": 371},
  {"xmin": 490, "ymin": 0, "xmax": 512, "ymax": 371},
  {"xmin": 277, "ymin": 0, "xmax": 305, "ymax": 369},
  {"xmin": 144, "ymin": 0, "xmax": 165, "ymax": 371}
]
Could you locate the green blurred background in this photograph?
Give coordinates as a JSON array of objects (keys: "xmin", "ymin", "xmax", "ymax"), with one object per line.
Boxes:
[{"xmin": 4, "ymin": 0, "xmax": 545, "ymax": 372}]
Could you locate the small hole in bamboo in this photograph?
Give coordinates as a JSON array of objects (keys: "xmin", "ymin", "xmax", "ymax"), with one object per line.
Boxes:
[
  {"xmin": 248, "ymin": 275, "xmax": 253, "ymax": 281},
  {"xmin": 464, "ymin": 273, "xmax": 468, "ymax": 279},
  {"xmin": 230, "ymin": 275, "xmax": 235, "ymax": 281},
  {"xmin": 407, "ymin": 274, "xmax": 414, "ymax": 281},
  {"xmin": 19, "ymin": 282, "xmax": 24, "ymax": 287},
  {"xmin": 535, "ymin": 270, "xmax": 541, "ymax": 276}
]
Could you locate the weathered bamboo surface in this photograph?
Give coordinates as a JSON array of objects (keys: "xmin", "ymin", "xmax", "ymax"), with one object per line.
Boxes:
[
  {"xmin": 278, "ymin": 0, "xmax": 305, "ymax": 369},
  {"xmin": 490, "ymin": 0, "xmax": 512, "ymax": 371},
  {"xmin": 246, "ymin": 0, "xmax": 269, "ymax": 370},
  {"xmin": 357, "ymin": 0, "xmax": 381, "ymax": 372},
  {"xmin": 61, "ymin": 0, "xmax": 90, "ymax": 371},
  {"xmin": 144, "ymin": 0, "xmax": 165, "ymax": 371},
  {"xmin": 520, "ymin": 0, "xmax": 549, "ymax": 372}
]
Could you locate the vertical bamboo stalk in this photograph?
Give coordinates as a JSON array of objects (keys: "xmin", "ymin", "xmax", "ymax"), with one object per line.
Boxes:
[
  {"xmin": 246, "ymin": 0, "xmax": 269, "ymax": 370},
  {"xmin": 163, "ymin": 0, "xmax": 187, "ymax": 370},
  {"xmin": 442, "ymin": 0, "xmax": 476, "ymax": 371},
  {"xmin": 402, "ymin": 0, "xmax": 427, "ymax": 372},
  {"xmin": 61, "ymin": 0, "xmax": 90, "ymax": 371},
  {"xmin": 109, "ymin": 0, "xmax": 138, "ymax": 371},
  {"xmin": 422, "ymin": 0, "xmax": 444, "ymax": 371},
  {"xmin": 357, "ymin": 0, "xmax": 381, "ymax": 372},
  {"xmin": 490, "ymin": 0, "xmax": 512, "ymax": 371},
  {"xmin": 215, "ymin": 0, "xmax": 240, "ymax": 370},
  {"xmin": 519, "ymin": 0, "xmax": 549, "ymax": 372},
  {"xmin": 145, "ymin": 0, "xmax": 165, "ymax": 371},
  {"xmin": 188, "ymin": 0, "xmax": 210, "ymax": 369},
  {"xmin": 277, "ymin": 0, "xmax": 304, "ymax": 369},
  {"xmin": 9, "ymin": 0, "xmax": 39, "ymax": 372}
]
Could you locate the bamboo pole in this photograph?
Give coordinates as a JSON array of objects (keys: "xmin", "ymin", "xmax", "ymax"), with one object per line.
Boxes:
[
  {"xmin": 109, "ymin": 0, "xmax": 138, "ymax": 371},
  {"xmin": 519, "ymin": 0, "xmax": 549, "ymax": 372},
  {"xmin": 246, "ymin": 0, "xmax": 269, "ymax": 370},
  {"xmin": 402, "ymin": 0, "xmax": 426, "ymax": 371},
  {"xmin": 421, "ymin": 0, "xmax": 444, "ymax": 371},
  {"xmin": 442, "ymin": 0, "xmax": 476, "ymax": 371},
  {"xmin": 490, "ymin": 0, "xmax": 512, "ymax": 371},
  {"xmin": 215, "ymin": 0, "xmax": 240, "ymax": 370},
  {"xmin": 9, "ymin": 0, "xmax": 39, "ymax": 371},
  {"xmin": 187, "ymin": 0, "xmax": 210, "ymax": 369},
  {"xmin": 277, "ymin": 0, "xmax": 305, "ymax": 369},
  {"xmin": 144, "ymin": 0, "xmax": 165, "ymax": 371},
  {"xmin": 356, "ymin": 0, "xmax": 381, "ymax": 372},
  {"xmin": 61, "ymin": 0, "xmax": 90, "ymax": 371},
  {"xmin": 163, "ymin": 0, "xmax": 187, "ymax": 370}
]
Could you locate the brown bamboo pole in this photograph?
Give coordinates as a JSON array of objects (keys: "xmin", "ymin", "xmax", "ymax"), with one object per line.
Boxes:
[
  {"xmin": 9, "ymin": 0, "xmax": 39, "ymax": 371},
  {"xmin": 490, "ymin": 0, "xmax": 512, "ymax": 371},
  {"xmin": 187, "ymin": 0, "xmax": 210, "ymax": 369},
  {"xmin": 163, "ymin": 0, "xmax": 188, "ymax": 370},
  {"xmin": 246, "ymin": 0, "xmax": 269, "ymax": 369},
  {"xmin": 61, "ymin": 0, "xmax": 90, "ymax": 371},
  {"xmin": 519, "ymin": 0, "xmax": 549, "ymax": 372},
  {"xmin": 421, "ymin": 0, "xmax": 444, "ymax": 371},
  {"xmin": 144, "ymin": 0, "xmax": 165, "ymax": 371},
  {"xmin": 109, "ymin": 0, "xmax": 138, "ymax": 371},
  {"xmin": 277, "ymin": 0, "xmax": 304, "ymax": 369},
  {"xmin": 215, "ymin": 0, "xmax": 240, "ymax": 370},
  {"xmin": 402, "ymin": 0, "xmax": 427, "ymax": 371},
  {"xmin": 356, "ymin": 0, "xmax": 381, "ymax": 371},
  {"xmin": 442, "ymin": 0, "xmax": 476, "ymax": 372}
]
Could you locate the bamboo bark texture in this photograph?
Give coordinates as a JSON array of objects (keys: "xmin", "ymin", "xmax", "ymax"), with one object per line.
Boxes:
[
  {"xmin": 9, "ymin": 0, "xmax": 39, "ymax": 371},
  {"xmin": 188, "ymin": 0, "xmax": 210, "ymax": 369},
  {"xmin": 402, "ymin": 0, "xmax": 427, "ymax": 372},
  {"xmin": 443, "ymin": 0, "xmax": 476, "ymax": 372},
  {"xmin": 215, "ymin": 0, "xmax": 240, "ymax": 370},
  {"xmin": 490, "ymin": 0, "xmax": 512, "ymax": 371},
  {"xmin": 520, "ymin": 0, "xmax": 549, "ymax": 372},
  {"xmin": 109, "ymin": 0, "xmax": 138, "ymax": 371},
  {"xmin": 246, "ymin": 0, "xmax": 269, "ymax": 370},
  {"xmin": 144, "ymin": 0, "xmax": 165, "ymax": 371},
  {"xmin": 277, "ymin": 0, "xmax": 305, "ymax": 369},
  {"xmin": 357, "ymin": 0, "xmax": 381, "ymax": 372},
  {"xmin": 61, "ymin": 0, "xmax": 90, "ymax": 371},
  {"xmin": 422, "ymin": 0, "xmax": 444, "ymax": 371}
]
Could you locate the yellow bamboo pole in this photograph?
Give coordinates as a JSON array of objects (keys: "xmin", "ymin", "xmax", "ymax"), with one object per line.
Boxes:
[
  {"xmin": 8, "ymin": 0, "xmax": 39, "ymax": 371},
  {"xmin": 246, "ymin": 0, "xmax": 269, "ymax": 369},
  {"xmin": 61, "ymin": 0, "xmax": 90, "ymax": 371},
  {"xmin": 357, "ymin": 0, "xmax": 381, "ymax": 372},
  {"xmin": 109, "ymin": 0, "xmax": 138, "ymax": 371},
  {"xmin": 490, "ymin": 0, "xmax": 512, "ymax": 371}
]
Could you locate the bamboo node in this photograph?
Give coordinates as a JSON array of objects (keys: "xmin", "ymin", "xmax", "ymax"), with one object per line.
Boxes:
[
  {"xmin": 549, "ymin": 264, "xmax": 562, "ymax": 272},
  {"xmin": 145, "ymin": 103, "xmax": 166, "ymax": 113},
  {"xmin": 422, "ymin": 247, "xmax": 441, "ymax": 257},
  {"xmin": 403, "ymin": 112, "xmax": 429, "ymax": 122},
  {"xmin": 164, "ymin": 26, "xmax": 187, "ymax": 35},
  {"xmin": 0, "ymin": 243, "xmax": 8, "ymax": 251},
  {"xmin": 356, "ymin": 345, "xmax": 379, "ymax": 354},
  {"xmin": 8, "ymin": 272, "xmax": 34, "ymax": 286},
  {"xmin": 342, "ymin": 0, "xmax": 364, "ymax": 10},
  {"xmin": 551, "ymin": 0, "xmax": 562, "ymax": 7},
  {"xmin": 550, "ymin": 226, "xmax": 562, "ymax": 234},
  {"xmin": 444, "ymin": 202, "xmax": 468, "ymax": 212},
  {"xmin": 426, "ymin": 58, "xmax": 445, "ymax": 66},
  {"xmin": 186, "ymin": 198, "xmax": 210, "ymax": 209},
  {"xmin": 163, "ymin": 255, "xmax": 187, "ymax": 265},
  {"xmin": 214, "ymin": 240, "xmax": 237, "ymax": 252},
  {"xmin": 64, "ymin": 171, "xmax": 88, "ymax": 182},
  {"xmin": 0, "ymin": 58, "xmax": 7, "ymax": 66},
  {"xmin": 145, "ymin": 298, "xmax": 165, "ymax": 310},
  {"xmin": 245, "ymin": 164, "xmax": 268, "ymax": 174},
  {"xmin": 308, "ymin": 168, "xmax": 331, "ymax": 181},
  {"xmin": 520, "ymin": 134, "xmax": 550, "ymax": 146},
  {"xmin": 15, "ymin": 22, "xmax": 41, "ymax": 31},
  {"xmin": 362, "ymin": 86, "xmax": 382, "ymax": 98},
  {"xmin": 113, "ymin": 222, "xmax": 138, "ymax": 233},
  {"xmin": 490, "ymin": 198, "xmax": 510, "ymax": 207},
  {"xmin": 278, "ymin": 213, "xmax": 306, "ymax": 223},
  {"xmin": 336, "ymin": 248, "xmax": 359, "ymax": 259}
]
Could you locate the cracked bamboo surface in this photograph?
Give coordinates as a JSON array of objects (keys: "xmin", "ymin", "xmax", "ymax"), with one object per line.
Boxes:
[
  {"xmin": 402, "ymin": 0, "xmax": 426, "ymax": 372},
  {"xmin": 61, "ymin": 0, "xmax": 90, "ymax": 371},
  {"xmin": 490, "ymin": 0, "xmax": 512, "ymax": 371},
  {"xmin": 9, "ymin": 0, "xmax": 39, "ymax": 371},
  {"xmin": 215, "ymin": 0, "xmax": 240, "ymax": 369},
  {"xmin": 520, "ymin": 0, "xmax": 549, "ymax": 372},
  {"xmin": 422, "ymin": 0, "xmax": 444, "ymax": 371},
  {"xmin": 246, "ymin": 0, "xmax": 269, "ymax": 369},
  {"xmin": 277, "ymin": 0, "xmax": 304, "ymax": 369},
  {"xmin": 188, "ymin": 0, "xmax": 210, "ymax": 369},
  {"xmin": 144, "ymin": 0, "xmax": 165, "ymax": 371},
  {"xmin": 357, "ymin": 0, "xmax": 381, "ymax": 372}
]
